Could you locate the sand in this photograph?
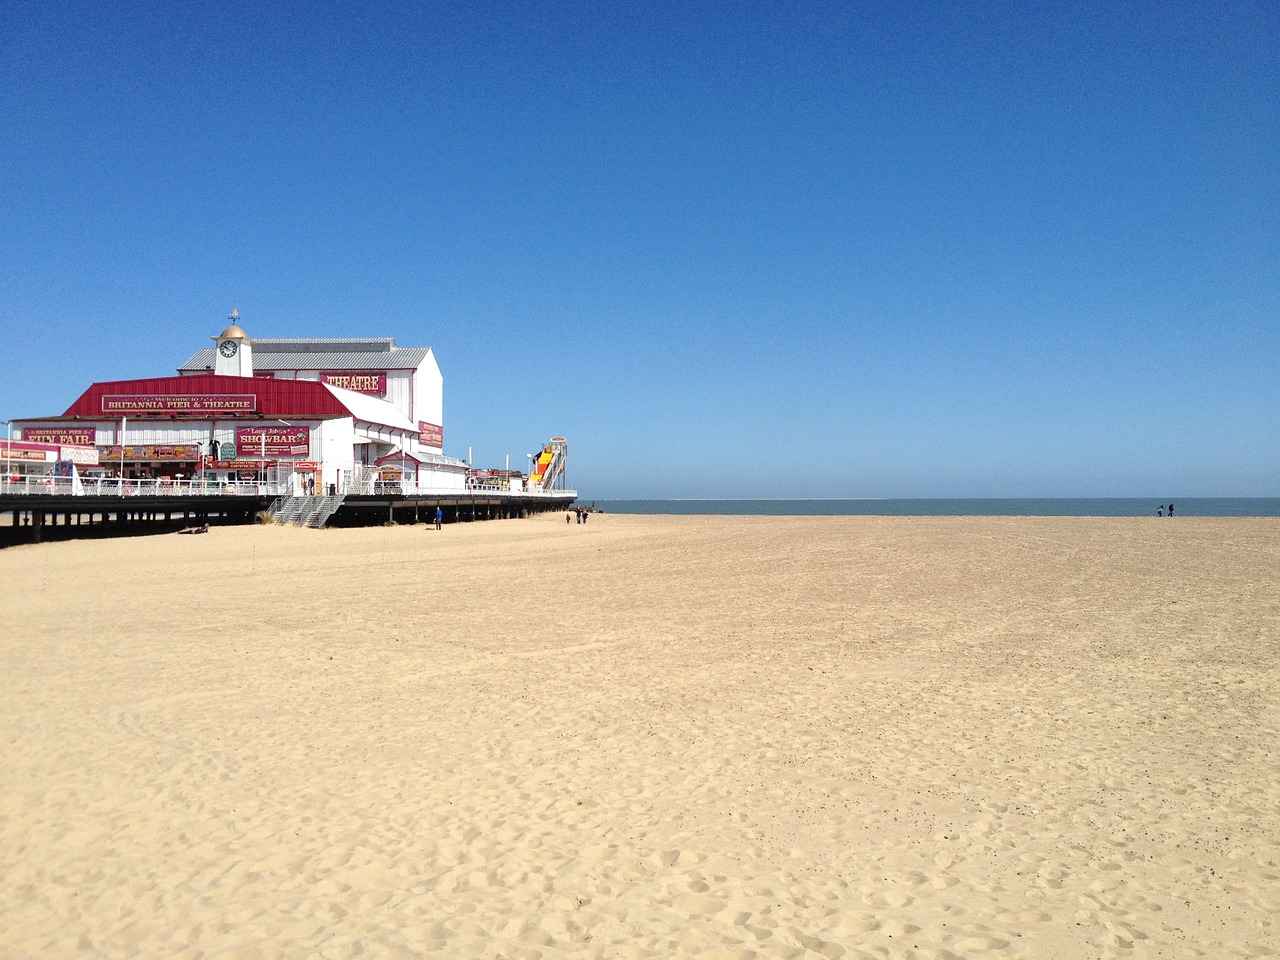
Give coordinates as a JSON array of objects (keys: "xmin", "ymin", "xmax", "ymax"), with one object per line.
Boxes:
[{"xmin": 2, "ymin": 513, "xmax": 1278, "ymax": 959}]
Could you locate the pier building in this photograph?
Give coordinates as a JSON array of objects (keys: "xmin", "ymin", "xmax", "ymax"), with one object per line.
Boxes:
[
  {"xmin": 3, "ymin": 312, "xmax": 574, "ymax": 544},
  {"xmin": 13, "ymin": 316, "xmax": 465, "ymax": 495}
]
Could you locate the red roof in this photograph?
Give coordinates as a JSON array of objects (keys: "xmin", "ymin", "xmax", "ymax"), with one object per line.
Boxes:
[{"xmin": 59, "ymin": 375, "xmax": 352, "ymax": 419}]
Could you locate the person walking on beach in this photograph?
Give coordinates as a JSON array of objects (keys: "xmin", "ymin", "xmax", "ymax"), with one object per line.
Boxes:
[
  {"xmin": 1158, "ymin": 505, "xmax": 1164, "ymax": 517},
  {"xmin": 1167, "ymin": 502, "xmax": 1174, "ymax": 517},
  {"xmin": 434, "ymin": 506, "xmax": 443, "ymax": 530}
]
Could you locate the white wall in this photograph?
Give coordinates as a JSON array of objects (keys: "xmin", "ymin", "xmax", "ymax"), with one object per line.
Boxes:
[
  {"xmin": 416, "ymin": 462, "xmax": 467, "ymax": 493},
  {"xmin": 384, "ymin": 371, "xmax": 413, "ymax": 422},
  {"xmin": 412, "ymin": 350, "xmax": 444, "ymax": 453},
  {"xmin": 317, "ymin": 417, "xmax": 356, "ymax": 493}
]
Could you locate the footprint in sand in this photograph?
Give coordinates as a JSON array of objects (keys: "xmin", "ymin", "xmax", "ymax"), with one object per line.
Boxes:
[
  {"xmin": 830, "ymin": 914, "xmax": 881, "ymax": 935},
  {"xmin": 954, "ymin": 934, "xmax": 1011, "ymax": 951},
  {"xmin": 862, "ymin": 889, "xmax": 914, "ymax": 908}
]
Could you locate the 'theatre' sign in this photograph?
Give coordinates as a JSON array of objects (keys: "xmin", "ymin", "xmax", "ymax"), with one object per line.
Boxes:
[{"xmin": 319, "ymin": 372, "xmax": 387, "ymax": 395}]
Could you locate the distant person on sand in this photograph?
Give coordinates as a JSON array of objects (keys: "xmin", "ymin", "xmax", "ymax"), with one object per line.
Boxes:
[
  {"xmin": 1168, "ymin": 502, "xmax": 1174, "ymax": 517},
  {"xmin": 434, "ymin": 506, "xmax": 443, "ymax": 530},
  {"xmin": 1158, "ymin": 505, "xmax": 1164, "ymax": 517}
]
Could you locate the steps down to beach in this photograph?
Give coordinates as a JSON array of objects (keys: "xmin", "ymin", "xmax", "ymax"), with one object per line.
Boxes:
[{"xmin": 269, "ymin": 495, "xmax": 344, "ymax": 529}]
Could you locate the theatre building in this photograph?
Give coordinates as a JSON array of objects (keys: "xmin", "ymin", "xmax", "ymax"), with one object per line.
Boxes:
[{"xmin": 14, "ymin": 318, "xmax": 467, "ymax": 494}]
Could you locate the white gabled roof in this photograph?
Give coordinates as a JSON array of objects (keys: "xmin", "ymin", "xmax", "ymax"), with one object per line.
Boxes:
[
  {"xmin": 180, "ymin": 338, "xmax": 436, "ymax": 373},
  {"xmin": 323, "ymin": 383, "xmax": 418, "ymax": 432}
]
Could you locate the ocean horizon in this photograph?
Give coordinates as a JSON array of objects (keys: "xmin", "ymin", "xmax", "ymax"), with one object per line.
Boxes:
[{"xmin": 590, "ymin": 498, "xmax": 1280, "ymax": 517}]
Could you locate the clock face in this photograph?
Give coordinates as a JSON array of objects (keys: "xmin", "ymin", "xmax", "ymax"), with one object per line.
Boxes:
[{"xmin": 219, "ymin": 340, "xmax": 239, "ymax": 358}]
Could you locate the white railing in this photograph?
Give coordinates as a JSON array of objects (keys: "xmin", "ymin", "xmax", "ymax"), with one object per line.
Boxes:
[
  {"xmin": 345, "ymin": 464, "xmax": 377, "ymax": 495},
  {"xmin": 377, "ymin": 479, "xmax": 577, "ymax": 498},
  {"xmin": 0, "ymin": 477, "xmax": 292, "ymax": 497},
  {"xmin": 463, "ymin": 483, "xmax": 577, "ymax": 498},
  {"xmin": 461, "ymin": 480, "xmax": 577, "ymax": 498},
  {"xmin": 1, "ymin": 475, "xmax": 576, "ymax": 500}
]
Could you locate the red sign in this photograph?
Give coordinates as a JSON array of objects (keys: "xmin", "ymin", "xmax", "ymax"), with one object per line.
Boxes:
[
  {"xmin": 23, "ymin": 427, "xmax": 95, "ymax": 445},
  {"xmin": 320, "ymin": 372, "xmax": 387, "ymax": 395},
  {"xmin": 97, "ymin": 445, "xmax": 204, "ymax": 462},
  {"xmin": 0, "ymin": 441, "xmax": 56, "ymax": 462},
  {"xmin": 293, "ymin": 461, "xmax": 317, "ymax": 471},
  {"xmin": 235, "ymin": 426, "xmax": 310, "ymax": 457},
  {"xmin": 101, "ymin": 394, "xmax": 257, "ymax": 414},
  {"xmin": 208, "ymin": 460, "xmax": 274, "ymax": 470},
  {"xmin": 418, "ymin": 421, "xmax": 443, "ymax": 446}
]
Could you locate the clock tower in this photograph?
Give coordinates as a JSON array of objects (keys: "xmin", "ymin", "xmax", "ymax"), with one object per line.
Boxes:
[{"xmin": 213, "ymin": 309, "xmax": 254, "ymax": 377}]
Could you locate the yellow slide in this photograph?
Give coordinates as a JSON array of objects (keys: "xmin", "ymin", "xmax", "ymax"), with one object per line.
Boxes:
[{"xmin": 530, "ymin": 447, "xmax": 553, "ymax": 486}]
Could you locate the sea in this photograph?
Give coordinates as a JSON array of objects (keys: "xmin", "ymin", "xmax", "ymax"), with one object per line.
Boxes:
[{"xmin": 590, "ymin": 498, "xmax": 1280, "ymax": 517}]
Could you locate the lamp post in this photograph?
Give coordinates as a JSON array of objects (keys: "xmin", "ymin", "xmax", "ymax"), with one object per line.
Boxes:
[
  {"xmin": 266, "ymin": 419, "xmax": 294, "ymax": 493},
  {"xmin": 2, "ymin": 419, "xmax": 11, "ymax": 491},
  {"xmin": 119, "ymin": 416, "xmax": 127, "ymax": 494},
  {"xmin": 187, "ymin": 439, "xmax": 202, "ymax": 491}
]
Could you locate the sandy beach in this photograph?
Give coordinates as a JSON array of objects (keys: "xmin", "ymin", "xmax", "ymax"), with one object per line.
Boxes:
[{"xmin": 2, "ymin": 513, "xmax": 1277, "ymax": 959}]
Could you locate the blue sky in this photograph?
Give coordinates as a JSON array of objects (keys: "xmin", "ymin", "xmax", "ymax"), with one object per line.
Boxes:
[{"xmin": 2, "ymin": 1, "xmax": 1276, "ymax": 497}]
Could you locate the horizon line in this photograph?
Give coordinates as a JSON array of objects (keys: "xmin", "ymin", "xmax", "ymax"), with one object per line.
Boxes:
[{"xmin": 589, "ymin": 495, "xmax": 1277, "ymax": 502}]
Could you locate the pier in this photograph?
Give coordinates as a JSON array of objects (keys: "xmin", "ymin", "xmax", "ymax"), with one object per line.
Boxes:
[{"xmin": 0, "ymin": 479, "xmax": 576, "ymax": 547}]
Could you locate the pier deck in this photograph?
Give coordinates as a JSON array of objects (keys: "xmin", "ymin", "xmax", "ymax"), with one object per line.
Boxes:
[{"xmin": 0, "ymin": 488, "xmax": 576, "ymax": 547}]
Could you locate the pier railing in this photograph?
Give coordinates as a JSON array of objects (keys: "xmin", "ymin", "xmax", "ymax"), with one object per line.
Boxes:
[
  {"xmin": 374, "ymin": 479, "xmax": 578, "ymax": 499},
  {"xmin": 0, "ymin": 477, "xmax": 289, "ymax": 497},
  {"xmin": 1, "ymin": 475, "xmax": 576, "ymax": 500}
]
